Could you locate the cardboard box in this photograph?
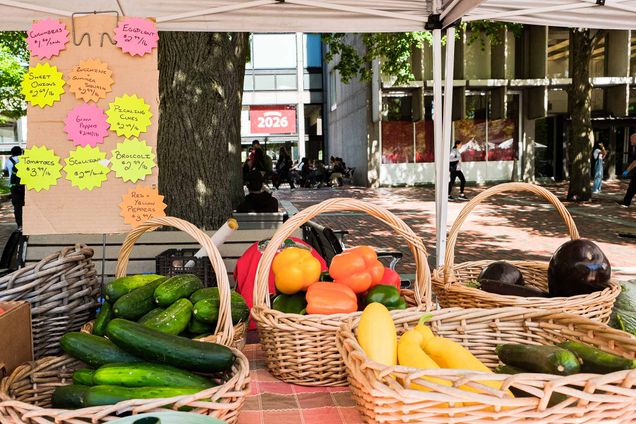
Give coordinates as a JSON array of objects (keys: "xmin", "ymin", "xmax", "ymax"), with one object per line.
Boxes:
[{"xmin": 0, "ymin": 301, "xmax": 33, "ymax": 377}]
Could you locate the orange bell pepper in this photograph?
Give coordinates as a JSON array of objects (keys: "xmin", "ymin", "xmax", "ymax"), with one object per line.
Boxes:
[
  {"xmin": 329, "ymin": 246, "xmax": 385, "ymax": 293},
  {"xmin": 305, "ymin": 282, "xmax": 357, "ymax": 314}
]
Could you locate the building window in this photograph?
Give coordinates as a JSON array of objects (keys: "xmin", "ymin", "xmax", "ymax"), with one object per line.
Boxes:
[
  {"xmin": 276, "ymin": 74, "xmax": 297, "ymax": 90},
  {"xmin": 252, "ymin": 34, "xmax": 297, "ymax": 69},
  {"xmin": 304, "ymin": 34, "xmax": 322, "ymax": 68},
  {"xmin": 304, "ymin": 73, "xmax": 323, "ymax": 90},
  {"xmin": 590, "ymin": 33, "xmax": 607, "ymax": 78},
  {"xmin": 547, "ymin": 28, "xmax": 569, "ymax": 78},
  {"xmin": 254, "ymin": 75, "xmax": 276, "ymax": 91},
  {"xmin": 381, "ymin": 94, "xmax": 414, "ymax": 164}
]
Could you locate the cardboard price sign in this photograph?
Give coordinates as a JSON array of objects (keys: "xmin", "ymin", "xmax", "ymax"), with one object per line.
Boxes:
[
  {"xmin": 26, "ymin": 18, "xmax": 69, "ymax": 59},
  {"xmin": 64, "ymin": 104, "xmax": 110, "ymax": 147},
  {"xmin": 64, "ymin": 146, "xmax": 111, "ymax": 190},
  {"xmin": 68, "ymin": 59, "xmax": 113, "ymax": 102},
  {"xmin": 21, "ymin": 63, "xmax": 65, "ymax": 108},
  {"xmin": 110, "ymin": 138, "xmax": 155, "ymax": 183},
  {"xmin": 106, "ymin": 94, "xmax": 152, "ymax": 138},
  {"xmin": 16, "ymin": 146, "xmax": 63, "ymax": 191},
  {"xmin": 119, "ymin": 185, "xmax": 166, "ymax": 227}
]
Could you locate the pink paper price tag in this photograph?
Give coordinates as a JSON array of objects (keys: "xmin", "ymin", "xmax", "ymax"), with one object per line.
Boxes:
[
  {"xmin": 64, "ymin": 104, "xmax": 110, "ymax": 147},
  {"xmin": 26, "ymin": 19, "xmax": 69, "ymax": 59},
  {"xmin": 114, "ymin": 18, "xmax": 159, "ymax": 56}
]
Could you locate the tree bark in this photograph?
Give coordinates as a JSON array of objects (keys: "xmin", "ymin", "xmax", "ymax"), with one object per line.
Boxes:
[
  {"xmin": 158, "ymin": 32, "xmax": 248, "ymax": 229},
  {"xmin": 567, "ymin": 29, "xmax": 595, "ymax": 201}
]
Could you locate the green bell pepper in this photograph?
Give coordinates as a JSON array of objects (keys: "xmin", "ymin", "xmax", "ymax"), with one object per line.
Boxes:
[
  {"xmin": 272, "ymin": 292, "xmax": 308, "ymax": 314},
  {"xmin": 365, "ymin": 284, "xmax": 407, "ymax": 310}
]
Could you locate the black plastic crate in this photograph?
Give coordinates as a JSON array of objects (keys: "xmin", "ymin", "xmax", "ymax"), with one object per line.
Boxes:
[{"xmin": 156, "ymin": 248, "xmax": 215, "ymax": 287}]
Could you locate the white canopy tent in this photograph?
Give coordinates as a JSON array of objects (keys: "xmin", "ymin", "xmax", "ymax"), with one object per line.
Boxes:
[{"xmin": 3, "ymin": 0, "xmax": 636, "ymax": 266}]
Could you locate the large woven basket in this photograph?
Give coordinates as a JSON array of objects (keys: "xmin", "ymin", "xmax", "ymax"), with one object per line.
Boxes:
[
  {"xmin": 114, "ymin": 216, "xmax": 246, "ymax": 350},
  {"xmin": 0, "ymin": 217, "xmax": 250, "ymax": 424},
  {"xmin": 337, "ymin": 307, "xmax": 636, "ymax": 423},
  {"xmin": 432, "ymin": 182, "xmax": 620, "ymax": 323},
  {"xmin": 251, "ymin": 198, "xmax": 431, "ymax": 386},
  {"xmin": 0, "ymin": 245, "xmax": 99, "ymax": 358}
]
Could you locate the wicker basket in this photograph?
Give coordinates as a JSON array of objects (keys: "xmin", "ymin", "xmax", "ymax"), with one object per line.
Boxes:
[
  {"xmin": 432, "ymin": 182, "xmax": 620, "ymax": 323},
  {"xmin": 337, "ymin": 307, "xmax": 636, "ymax": 423},
  {"xmin": 0, "ymin": 217, "xmax": 250, "ymax": 424},
  {"xmin": 115, "ymin": 216, "xmax": 246, "ymax": 350},
  {"xmin": 251, "ymin": 198, "xmax": 431, "ymax": 386},
  {"xmin": 0, "ymin": 245, "xmax": 100, "ymax": 358}
]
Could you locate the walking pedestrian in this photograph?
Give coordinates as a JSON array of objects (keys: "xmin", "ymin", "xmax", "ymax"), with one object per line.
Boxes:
[
  {"xmin": 448, "ymin": 140, "xmax": 467, "ymax": 200},
  {"xmin": 273, "ymin": 147, "xmax": 295, "ymax": 190},
  {"xmin": 3, "ymin": 146, "xmax": 25, "ymax": 230},
  {"xmin": 616, "ymin": 133, "xmax": 636, "ymax": 208},
  {"xmin": 592, "ymin": 142, "xmax": 607, "ymax": 194}
]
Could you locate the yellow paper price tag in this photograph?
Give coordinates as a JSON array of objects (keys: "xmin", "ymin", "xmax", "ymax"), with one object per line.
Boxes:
[
  {"xmin": 16, "ymin": 146, "xmax": 63, "ymax": 191},
  {"xmin": 106, "ymin": 94, "xmax": 152, "ymax": 138},
  {"xmin": 110, "ymin": 138, "xmax": 155, "ymax": 183},
  {"xmin": 64, "ymin": 146, "xmax": 111, "ymax": 190},
  {"xmin": 21, "ymin": 62, "xmax": 65, "ymax": 108}
]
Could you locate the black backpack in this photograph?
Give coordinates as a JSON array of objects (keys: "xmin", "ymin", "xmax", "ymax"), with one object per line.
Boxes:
[{"xmin": 9, "ymin": 157, "xmax": 21, "ymax": 186}]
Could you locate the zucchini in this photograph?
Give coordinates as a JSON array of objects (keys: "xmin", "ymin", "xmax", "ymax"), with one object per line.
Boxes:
[
  {"xmin": 192, "ymin": 290, "xmax": 249, "ymax": 325},
  {"xmin": 138, "ymin": 307, "xmax": 165, "ymax": 324},
  {"xmin": 105, "ymin": 319, "xmax": 234, "ymax": 373},
  {"xmin": 103, "ymin": 274, "xmax": 163, "ymax": 302},
  {"xmin": 557, "ymin": 340, "xmax": 636, "ymax": 374},
  {"xmin": 143, "ymin": 299, "xmax": 193, "ymax": 335},
  {"xmin": 83, "ymin": 385, "xmax": 202, "ymax": 407},
  {"xmin": 60, "ymin": 332, "xmax": 141, "ymax": 368},
  {"xmin": 188, "ymin": 317, "xmax": 215, "ymax": 335},
  {"xmin": 113, "ymin": 277, "xmax": 167, "ymax": 320},
  {"xmin": 93, "ymin": 362, "xmax": 212, "ymax": 389},
  {"xmin": 51, "ymin": 384, "xmax": 90, "ymax": 409},
  {"xmin": 154, "ymin": 274, "xmax": 203, "ymax": 307},
  {"xmin": 496, "ymin": 344, "xmax": 581, "ymax": 375},
  {"xmin": 93, "ymin": 302, "xmax": 113, "ymax": 336},
  {"xmin": 72, "ymin": 368, "xmax": 95, "ymax": 386}
]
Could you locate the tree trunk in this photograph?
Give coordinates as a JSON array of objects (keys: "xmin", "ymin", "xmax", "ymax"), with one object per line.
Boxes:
[
  {"xmin": 567, "ymin": 28, "xmax": 595, "ymax": 201},
  {"xmin": 158, "ymin": 32, "xmax": 247, "ymax": 229}
]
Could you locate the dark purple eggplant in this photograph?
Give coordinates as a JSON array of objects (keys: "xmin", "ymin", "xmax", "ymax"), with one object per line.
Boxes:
[
  {"xmin": 548, "ymin": 239, "xmax": 611, "ymax": 297},
  {"xmin": 478, "ymin": 279, "xmax": 548, "ymax": 297},
  {"xmin": 478, "ymin": 261, "xmax": 524, "ymax": 286}
]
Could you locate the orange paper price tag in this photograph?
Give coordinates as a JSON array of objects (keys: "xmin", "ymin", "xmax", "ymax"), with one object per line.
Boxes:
[
  {"xmin": 68, "ymin": 59, "xmax": 113, "ymax": 102},
  {"xmin": 119, "ymin": 185, "xmax": 167, "ymax": 227}
]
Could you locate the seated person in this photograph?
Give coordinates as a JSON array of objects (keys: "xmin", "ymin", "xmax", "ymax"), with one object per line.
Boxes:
[{"xmin": 236, "ymin": 170, "xmax": 279, "ymax": 213}]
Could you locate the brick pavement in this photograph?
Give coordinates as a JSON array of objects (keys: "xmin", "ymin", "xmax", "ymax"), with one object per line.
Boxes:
[{"xmin": 273, "ymin": 180, "xmax": 635, "ymax": 281}]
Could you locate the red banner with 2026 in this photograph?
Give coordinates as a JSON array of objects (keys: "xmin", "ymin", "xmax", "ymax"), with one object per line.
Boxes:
[{"xmin": 249, "ymin": 106, "xmax": 296, "ymax": 134}]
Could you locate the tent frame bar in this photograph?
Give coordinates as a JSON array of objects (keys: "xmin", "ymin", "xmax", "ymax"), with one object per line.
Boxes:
[
  {"xmin": 0, "ymin": 0, "xmax": 71, "ymax": 17},
  {"xmin": 158, "ymin": 0, "xmax": 276, "ymax": 23},
  {"xmin": 285, "ymin": 0, "xmax": 427, "ymax": 23}
]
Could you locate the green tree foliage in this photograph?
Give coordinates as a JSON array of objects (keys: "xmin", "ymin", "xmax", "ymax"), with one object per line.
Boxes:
[
  {"xmin": 0, "ymin": 31, "xmax": 28, "ymax": 122},
  {"xmin": 323, "ymin": 22, "xmax": 522, "ymax": 85}
]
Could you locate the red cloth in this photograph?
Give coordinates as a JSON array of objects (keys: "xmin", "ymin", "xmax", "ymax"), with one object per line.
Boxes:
[{"xmin": 234, "ymin": 237, "xmax": 327, "ymax": 329}]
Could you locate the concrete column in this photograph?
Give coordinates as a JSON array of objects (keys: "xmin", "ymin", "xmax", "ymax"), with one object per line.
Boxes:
[
  {"xmin": 491, "ymin": 28, "xmax": 508, "ymax": 120},
  {"xmin": 526, "ymin": 26, "xmax": 548, "ymax": 119},
  {"xmin": 607, "ymin": 30, "xmax": 629, "ymax": 117},
  {"xmin": 522, "ymin": 115, "xmax": 537, "ymax": 182},
  {"xmin": 452, "ymin": 30, "xmax": 465, "ymax": 121},
  {"xmin": 295, "ymin": 32, "xmax": 306, "ymax": 158}
]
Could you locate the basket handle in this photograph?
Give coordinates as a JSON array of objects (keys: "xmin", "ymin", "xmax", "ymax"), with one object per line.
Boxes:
[
  {"xmin": 443, "ymin": 182, "xmax": 580, "ymax": 284},
  {"xmin": 253, "ymin": 198, "xmax": 432, "ymax": 311},
  {"xmin": 115, "ymin": 217, "xmax": 234, "ymax": 346}
]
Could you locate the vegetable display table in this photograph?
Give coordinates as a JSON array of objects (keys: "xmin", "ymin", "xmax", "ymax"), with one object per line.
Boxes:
[{"xmin": 237, "ymin": 344, "xmax": 363, "ymax": 424}]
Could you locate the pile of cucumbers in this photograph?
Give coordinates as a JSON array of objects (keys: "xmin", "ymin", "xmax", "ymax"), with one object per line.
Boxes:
[{"xmin": 52, "ymin": 273, "xmax": 250, "ymax": 409}]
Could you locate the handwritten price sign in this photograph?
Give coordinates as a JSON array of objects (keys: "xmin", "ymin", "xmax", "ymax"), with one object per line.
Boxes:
[
  {"xmin": 110, "ymin": 138, "xmax": 156, "ymax": 182},
  {"xmin": 119, "ymin": 185, "xmax": 167, "ymax": 228},
  {"xmin": 106, "ymin": 94, "xmax": 152, "ymax": 138},
  {"xmin": 64, "ymin": 146, "xmax": 111, "ymax": 190},
  {"xmin": 68, "ymin": 59, "xmax": 113, "ymax": 102},
  {"xmin": 114, "ymin": 18, "xmax": 159, "ymax": 56},
  {"xmin": 64, "ymin": 104, "xmax": 110, "ymax": 147},
  {"xmin": 21, "ymin": 63, "xmax": 65, "ymax": 108},
  {"xmin": 16, "ymin": 146, "xmax": 63, "ymax": 191},
  {"xmin": 26, "ymin": 19, "xmax": 69, "ymax": 59}
]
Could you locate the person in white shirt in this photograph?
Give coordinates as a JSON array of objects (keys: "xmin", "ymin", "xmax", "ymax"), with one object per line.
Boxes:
[
  {"xmin": 448, "ymin": 140, "xmax": 467, "ymax": 200},
  {"xmin": 3, "ymin": 146, "xmax": 25, "ymax": 229},
  {"xmin": 592, "ymin": 142, "xmax": 606, "ymax": 194}
]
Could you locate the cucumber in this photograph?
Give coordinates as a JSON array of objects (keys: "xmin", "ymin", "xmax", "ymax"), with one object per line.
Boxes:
[
  {"xmin": 192, "ymin": 290, "xmax": 249, "ymax": 325},
  {"xmin": 93, "ymin": 362, "xmax": 212, "ymax": 389},
  {"xmin": 51, "ymin": 384, "xmax": 90, "ymax": 409},
  {"xmin": 60, "ymin": 332, "xmax": 142, "ymax": 368},
  {"xmin": 495, "ymin": 365, "xmax": 568, "ymax": 406},
  {"xmin": 138, "ymin": 307, "xmax": 165, "ymax": 324},
  {"xmin": 113, "ymin": 277, "xmax": 167, "ymax": 320},
  {"xmin": 93, "ymin": 302, "xmax": 113, "ymax": 336},
  {"xmin": 496, "ymin": 344, "xmax": 581, "ymax": 375},
  {"xmin": 103, "ymin": 274, "xmax": 163, "ymax": 302},
  {"xmin": 557, "ymin": 340, "xmax": 636, "ymax": 374},
  {"xmin": 188, "ymin": 317, "xmax": 215, "ymax": 334},
  {"xmin": 83, "ymin": 385, "xmax": 202, "ymax": 407},
  {"xmin": 190, "ymin": 287, "xmax": 219, "ymax": 304},
  {"xmin": 143, "ymin": 299, "xmax": 193, "ymax": 335},
  {"xmin": 72, "ymin": 368, "xmax": 95, "ymax": 385},
  {"xmin": 105, "ymin": 319, "xmax": 234, "ymax": 373},
  {"xmin": 154, "ymin": 274, "xmax": 203, "ymax": 307}
]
